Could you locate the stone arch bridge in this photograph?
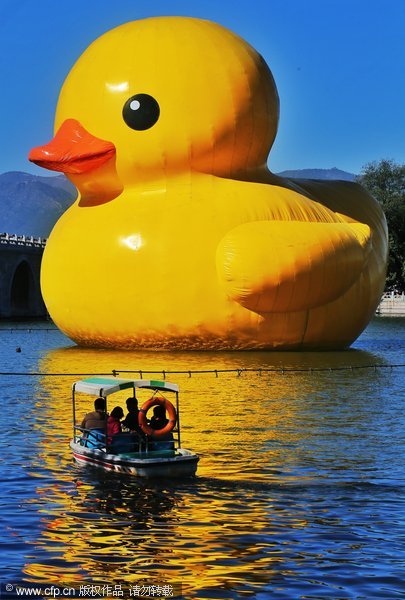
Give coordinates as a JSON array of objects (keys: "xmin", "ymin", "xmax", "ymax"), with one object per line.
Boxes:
[{"xmin": 0, "ymin": 233, "xmax": 47, "ymax": 318}]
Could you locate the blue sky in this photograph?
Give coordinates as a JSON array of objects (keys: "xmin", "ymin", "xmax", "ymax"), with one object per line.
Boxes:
[{"xmin": 1, "ymin": 0, "xmax": 404, "ymax": 176}]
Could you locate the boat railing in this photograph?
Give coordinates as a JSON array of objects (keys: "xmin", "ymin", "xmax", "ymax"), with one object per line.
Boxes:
[
  {"xmin": 74, "ymin": 425, "xmax": 107, "ymax": 449},
  {"xmin": 74, "ymin": 425, "xmax": 174, "ymax": 455}
]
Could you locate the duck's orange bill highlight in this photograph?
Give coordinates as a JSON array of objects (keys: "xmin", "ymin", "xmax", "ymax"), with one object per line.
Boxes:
[{"xmin": 29, "ymin": 119, "xmax": 116, "ymax": 174}]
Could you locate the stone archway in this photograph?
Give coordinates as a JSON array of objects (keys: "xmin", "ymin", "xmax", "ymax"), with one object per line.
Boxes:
[
  {"xmin": 10, "ymin": 260, "xmax": 35, "ymax": 314},
  {"xmin": 0, "ymin": 238, "xmax": 47, "ymax": 318}
]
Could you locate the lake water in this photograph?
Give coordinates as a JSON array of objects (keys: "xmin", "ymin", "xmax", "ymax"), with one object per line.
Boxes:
[{"xmin": 0, "ymin": 318, "xmax": 404, "ymax": 599}]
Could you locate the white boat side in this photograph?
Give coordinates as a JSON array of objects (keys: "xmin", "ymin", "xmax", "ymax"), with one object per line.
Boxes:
[{"xmin": 70, "ymin": 440, "xmax": 199, "ymax": 478}]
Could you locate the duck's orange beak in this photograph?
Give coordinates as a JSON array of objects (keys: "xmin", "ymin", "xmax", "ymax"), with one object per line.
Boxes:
[{"xmin": 28, "ymin": 119, "xmax": 116, "ymax": 174}]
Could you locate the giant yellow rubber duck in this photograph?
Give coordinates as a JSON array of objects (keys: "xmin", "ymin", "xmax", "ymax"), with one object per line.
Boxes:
[{"xmin": 29, "ymin": 17, "xmax": 387, "ymax": 349}]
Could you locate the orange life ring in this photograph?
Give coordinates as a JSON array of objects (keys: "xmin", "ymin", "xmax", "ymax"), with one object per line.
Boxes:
[{"xmin": 138, "ymin": 396, "xmax": 177, "ymax": 439}]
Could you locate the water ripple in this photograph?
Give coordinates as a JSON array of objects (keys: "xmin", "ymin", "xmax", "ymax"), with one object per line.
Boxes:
[{"xmin": 0, "ymin": 318, "xmax": 404, "ymax": 598}]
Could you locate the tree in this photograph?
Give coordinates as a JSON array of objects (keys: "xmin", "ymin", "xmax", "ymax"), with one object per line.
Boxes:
[{"xmin": 357, "ymin": 159, "xmax": 405, "ymax": 292}]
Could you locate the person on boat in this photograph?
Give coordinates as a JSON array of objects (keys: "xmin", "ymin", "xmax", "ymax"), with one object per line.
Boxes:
[
  {"xmin": 148, "ymin": 404, "xmax": 174, "ymax": 449},
  {"xmin": 122, "ymin": 397, "xmax": 140, "ymax": 432},
  {"xmin": 80, "ymin": 397, "xmax": 106, "ymax": 431},
  {"xmin": 149, "ymin": 405, "xmax": 168, "ymax": 430},
  {"xmin": 107, "ymin": 406, "xmax": 124, "ymax": 443},
  {"xmin": 80, "ymin": 397, "xmax": 107, "ymax": 448}
]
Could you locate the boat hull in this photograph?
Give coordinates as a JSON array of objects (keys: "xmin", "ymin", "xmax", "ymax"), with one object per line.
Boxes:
[{"xmin": 70, "ymin": 440, "xmax": 198, "ymax": 478}]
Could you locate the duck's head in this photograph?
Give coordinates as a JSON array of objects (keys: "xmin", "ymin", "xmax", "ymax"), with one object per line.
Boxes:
[{"xmin": 29, "ymin": 17, "xmax": 279, "ymax": 204}]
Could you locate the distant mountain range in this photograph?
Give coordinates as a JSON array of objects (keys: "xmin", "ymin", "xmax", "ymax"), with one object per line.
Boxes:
[
  {"xmin": 0, "ymin": 171, "xmax": 77, "ymax": 238},
  {"xmin": 0, "ymin": 168, "xmax": 356, "ymax": 237},
  {"xmin": 276, "ymin": 167, "xmax": 356, "ymax": 181}
]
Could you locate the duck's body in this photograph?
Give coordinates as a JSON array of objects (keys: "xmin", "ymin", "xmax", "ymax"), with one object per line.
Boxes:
[{"xmin": 30, "ymin": 17, "xmax": 387, "ymax": 349}]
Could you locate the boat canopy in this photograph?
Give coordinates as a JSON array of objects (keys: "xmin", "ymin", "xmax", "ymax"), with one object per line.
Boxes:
[{"xmin": 73, "ymin": 377, "xmax": 179, "ymax": 396}]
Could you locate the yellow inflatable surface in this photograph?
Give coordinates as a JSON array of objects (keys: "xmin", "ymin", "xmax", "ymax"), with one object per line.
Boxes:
[{"xmin": 29, "ymin": 17, "xmax": 387, "ymax": 349}]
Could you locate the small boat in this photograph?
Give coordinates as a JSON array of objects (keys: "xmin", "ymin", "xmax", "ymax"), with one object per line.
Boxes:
[{"xmin": 70, "ymin": 376, "xmax": 199, "ymax": 478}]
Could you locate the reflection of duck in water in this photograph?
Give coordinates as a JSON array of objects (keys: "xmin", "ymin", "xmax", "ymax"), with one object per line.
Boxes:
[{"xmin": 29, "ymin": 17, "xmax": 387, "ymax": 350}]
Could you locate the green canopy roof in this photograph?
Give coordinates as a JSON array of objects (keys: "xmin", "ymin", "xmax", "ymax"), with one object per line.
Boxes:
[{"xmin": 73, "ymin": 377, "xmax": 179, "ymax": 396}]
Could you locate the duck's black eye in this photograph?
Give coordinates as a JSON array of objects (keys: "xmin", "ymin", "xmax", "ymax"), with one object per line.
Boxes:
[{"xmin": 122, "ymin": 94, "xmax": 160, "ymax": 130}]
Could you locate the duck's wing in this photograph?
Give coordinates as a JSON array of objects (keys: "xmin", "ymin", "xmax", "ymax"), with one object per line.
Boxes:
[{"xmin": 216, "ymin": 220, "xmax": 371, "ymax": 313}]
